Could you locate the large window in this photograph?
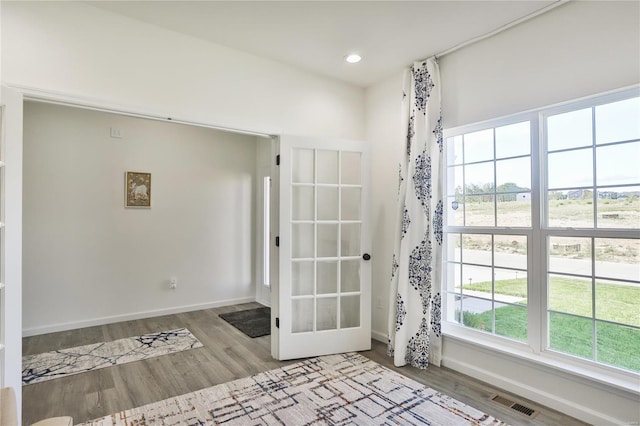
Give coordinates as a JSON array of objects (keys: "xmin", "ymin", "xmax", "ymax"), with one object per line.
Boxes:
[
  {"xmin": 444, "ymin": 88, "xmax": 640, "ymax": 375},
  {"xmin": 445, "ymin": 120, "xmax": 532, "ymax": 344}
]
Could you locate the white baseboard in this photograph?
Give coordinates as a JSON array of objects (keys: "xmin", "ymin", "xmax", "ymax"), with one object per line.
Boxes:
[
  {"xmin": 443, "ymin": 356, "xmax": 627, "ymax": 426},
  {"xmin": 371, "ymin": 329, "xmax": 387, "ymax": 343},
  {"xmin": 22, "ymin": 297, "xmax": 256, "ymax": 337},
  {"xmin": 373, "ymin": 329, "xmax": 632, "ymax": 425}
]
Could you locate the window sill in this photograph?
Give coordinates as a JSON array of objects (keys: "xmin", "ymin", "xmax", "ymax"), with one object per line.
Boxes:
[{"xmin": 442, "ymin": 322, "xmax": 640, "ymax": 397}]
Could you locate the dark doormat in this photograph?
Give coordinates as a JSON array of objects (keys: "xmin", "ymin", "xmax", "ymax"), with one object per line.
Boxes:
[{"xmin": 219, "ymin": 307, "xmax": 271, "ymax": 338}]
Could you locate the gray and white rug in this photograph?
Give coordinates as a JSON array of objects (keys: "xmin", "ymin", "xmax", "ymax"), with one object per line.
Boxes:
[
  {"xmin": 79, "ymin": 352, "xmax": 507, "ymax": 425},
  {"xmin": 23, "ymin": 328, "xmax": 202, "ymax": 385}
]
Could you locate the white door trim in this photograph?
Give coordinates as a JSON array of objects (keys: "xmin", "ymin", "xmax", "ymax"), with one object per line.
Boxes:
[
  {"xmin": 276, "ymin": 135, "xmax": 372, "ymax": 360},
  {"xmin": 8, "ymin": 83, "xmax": 275, "ymax": 139}
]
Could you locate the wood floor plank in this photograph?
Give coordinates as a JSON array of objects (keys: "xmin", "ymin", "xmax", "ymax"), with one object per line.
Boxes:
[
  {"xmin": 22, "ymin": 303, "xmax": 588, "ymax": 425},
  {"xmin": 362, "ymin": 341, "xmax": 588, "ymax": 426},
  {"xmin": 83, "ymin": 386, "xmax": 123, "ymax": 421}
]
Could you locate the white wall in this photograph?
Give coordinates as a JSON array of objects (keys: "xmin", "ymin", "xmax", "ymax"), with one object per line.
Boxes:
[
  {"xmin": 1, "ymin": 1, "xmax": 365, "ymax": 140},
  {"xmin": 365, "ymin": 1, "xmax": 640, "ymax": 424},
  {"xmin": 365, "ymin": 72, "xmax": 404, "ymax": 341},
  {"xmin": 23, "ymin": 102, "xmax": 259, "ymax": 334},
  {"xmin": 440, "ymin": 1, "xmax": 640, "ymax": 128},
  {"xmin": 254, "ymin": 138, "xmax": 273, "ymax": 306}
]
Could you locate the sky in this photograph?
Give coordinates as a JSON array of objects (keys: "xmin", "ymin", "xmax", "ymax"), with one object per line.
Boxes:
[{"xmin": 447, "ymin": 96, "xmax": 640, "ymax": 195}]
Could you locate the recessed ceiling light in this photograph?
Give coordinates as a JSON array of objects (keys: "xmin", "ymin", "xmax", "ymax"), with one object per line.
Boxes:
[{"xmin": 345, "ymin": 54, "xmax": 362, "ymax": 64}]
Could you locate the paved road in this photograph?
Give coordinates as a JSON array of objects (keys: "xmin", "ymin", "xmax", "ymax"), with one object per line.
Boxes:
[
  {"xmin": 454, "ymin": 249, "xmax": 639, "ymax": 283},
  {"xmin": 451, "ymin": 249, "xmax": 639, "ymax": 313}
]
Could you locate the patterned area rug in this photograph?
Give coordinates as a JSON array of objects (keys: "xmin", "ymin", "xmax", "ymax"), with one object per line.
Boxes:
[
  {"xmin": 79, "ymin": 352, "xmax": 508, "ymax": 425},
  {"xmin": 23, "ymin": 328, "xmax": 202, "ymax": 385},
  {"xmin": 219, "ymin": 307, "xmax": 271, "ymax": 338}
]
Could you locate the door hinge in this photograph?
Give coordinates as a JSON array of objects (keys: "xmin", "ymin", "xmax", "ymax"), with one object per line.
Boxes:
[
  {"xmin": 276, "ymin": 154, "xmax": 280, "ymax": 166},
  {"xmin": 276, "ymin": 317, "xmax": 280, "ymax": 328},
  {"xmin": 275, "ymin": 236, "xmax": 280, "ymax": 247}
]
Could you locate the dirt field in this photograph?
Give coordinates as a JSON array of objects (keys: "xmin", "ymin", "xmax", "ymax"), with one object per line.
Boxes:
[{"xmin": 448, "ymin": 197, "xmax": 639, "ymax": 264}]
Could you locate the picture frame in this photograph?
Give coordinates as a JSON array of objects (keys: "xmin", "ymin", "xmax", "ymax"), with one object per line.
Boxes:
[{"xmin": 125, "ymin": 171, "xmax": 151, "ymax": 208}]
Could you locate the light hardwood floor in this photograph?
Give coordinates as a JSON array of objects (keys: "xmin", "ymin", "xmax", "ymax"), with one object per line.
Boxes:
[{"xmin": 22, "ymin": 303, "xmax": 588, "ymax": 425}]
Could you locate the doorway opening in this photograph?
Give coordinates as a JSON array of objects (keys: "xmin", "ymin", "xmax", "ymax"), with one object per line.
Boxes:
[{"xmin": 21, "ymin": 99, "xmax": 277, "ymax": 339}]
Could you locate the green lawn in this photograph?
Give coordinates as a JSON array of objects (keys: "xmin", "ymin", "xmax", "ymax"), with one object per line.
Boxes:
[
  {"xmin": 464, "ymin": 277, "xmax": 640, "ymax": 326},
  {"xmin": 460, "ymin": 307, "xmax": 640, "ymax": 372},
  {"xmin": 459, "ymin": 276, "xmax": 640, "ymax": 372},
  {"xmin": 465, "ymin": 278, "xmax": 528, "ymax": 298},
  {"xmin": 460, "ymin": 305, "xmax": 527, "ymax": 341}
]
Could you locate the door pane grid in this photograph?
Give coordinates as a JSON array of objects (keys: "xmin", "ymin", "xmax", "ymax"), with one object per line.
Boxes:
[
  {"xmin": 313, "ymin": 150, "xmax": 318, "ymax": 332},
  {"xmin": 337, "ymin": 151, "xmax": 343, "ymax": 330},
  {"xmin": 343, "ymin": 150, "xmax": 362, "ymax": 329},
  {"xmin": 291, "ymin": 148, "xmax": 364, "ymax": 334},
  {"xmin": 281, "ymin": 136, "xmax": 370, "ymax": 359}
]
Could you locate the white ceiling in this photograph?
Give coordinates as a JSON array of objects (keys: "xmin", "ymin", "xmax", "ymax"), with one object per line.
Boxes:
[{"xmin": 89, "ymin": 1, "xmax": 557, "ymax": 88}]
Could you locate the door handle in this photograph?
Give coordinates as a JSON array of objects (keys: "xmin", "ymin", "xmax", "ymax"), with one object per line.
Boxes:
[{"xmin": 362, "ymin": 253, "xmax": 371, "ymax": 261}]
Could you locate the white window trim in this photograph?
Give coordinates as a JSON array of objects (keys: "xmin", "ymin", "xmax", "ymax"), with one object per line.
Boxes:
[
  {"xmin": 443, "ymin": 85, "xmax": 640, "ymax": 395},
  {"xmin": 442, "ymin": 322, "xmax": 639, "ymax": 395}
]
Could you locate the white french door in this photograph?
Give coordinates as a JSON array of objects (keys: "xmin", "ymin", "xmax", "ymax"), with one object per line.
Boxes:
[
  {"xmin": 276, "ymin": 135, "xmax": 371, "ymax": 360},
  {"xmin": 0, "ymin": 86, "xmax": 23, "ymax": 413}
]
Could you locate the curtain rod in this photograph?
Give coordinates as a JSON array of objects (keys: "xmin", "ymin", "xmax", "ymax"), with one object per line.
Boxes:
[{"xmin": 433, "ymin": 0, "xmax": 570, "ymax": 60}]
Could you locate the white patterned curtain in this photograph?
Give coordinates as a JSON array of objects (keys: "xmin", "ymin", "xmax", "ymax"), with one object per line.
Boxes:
[{"xmin": 387, "ymin": 58, "xmax": 443, "ymax": 369}]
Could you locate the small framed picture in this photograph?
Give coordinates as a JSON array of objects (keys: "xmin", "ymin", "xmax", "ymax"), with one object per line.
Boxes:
[{"xmin": 125, "ymin": 171, "xmax": 151, "ymax": 208}]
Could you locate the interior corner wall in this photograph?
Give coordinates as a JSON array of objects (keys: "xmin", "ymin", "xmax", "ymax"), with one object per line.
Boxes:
[
  {"xmin": 22, "ymin": 102, "xmax": 258, "ymax": 334},
  {"xmin": 364, "ymin": 71, "xmax": 404, "ymax": 341},
  {"xmin": 1, "ymin": 1, "xmax": 365, "ymax": 140},
  {"xmin": 365, "ymin": 1, "xmax": 640, "ymax": 424}
]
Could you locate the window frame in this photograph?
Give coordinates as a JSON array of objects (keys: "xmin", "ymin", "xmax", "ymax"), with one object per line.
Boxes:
[
  {"xmin": 442, "ymin": 86, "xmax": 640, "ymax": 393},
  {"xmin": 444, "ymin": 112, "xmax": 539, "ymax": 349}
]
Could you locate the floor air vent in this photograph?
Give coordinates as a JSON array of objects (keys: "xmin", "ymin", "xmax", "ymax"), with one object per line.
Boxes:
[{"xmin": 490, "ymin": 394, "xmax": 539, "ymax": 418}]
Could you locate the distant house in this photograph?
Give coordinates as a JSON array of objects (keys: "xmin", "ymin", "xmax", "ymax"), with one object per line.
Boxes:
[
  {"xmin": 567, "ymin": 190, "xmax": 583, "ymax": 199},
  {"xmin": 598, "ymin": 191, "xmax": 618, "ymax": 199}
]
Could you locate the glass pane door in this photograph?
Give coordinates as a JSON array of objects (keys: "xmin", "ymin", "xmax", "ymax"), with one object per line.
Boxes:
[
  {"xmin": 290, "ymin": 148, "xmax": 362, "ymax": 334},
  {"xmin": 278, "ymin": 135, "xmax": 371, "ymax": 360}
]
